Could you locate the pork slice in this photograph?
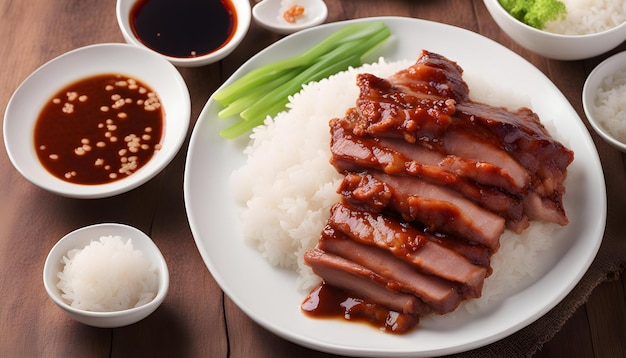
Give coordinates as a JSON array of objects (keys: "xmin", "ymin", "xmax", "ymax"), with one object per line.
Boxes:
[
  {"xmin": 453, "ymin": 102, "xmax": 573, "ymax": 226},
  {"xmin": 330, "ymin": 119, "xmax": 526, "ymax": 227},
  {"xmin": 349, "ymin": 73, "xmax": 458, "ymax": 143},
  {"xmin": 454, "ymin": 102, "xmax": 574, "ymax": 177},
  {"xmin": 319, "ymin": 227, "xmax": 463, "ymax": 314},
  {"xmin": 303, "ymin": 248, "xmax": 429, "ymax": 315},
  {"xmin": 390, "ymin": 50, "xmax": 470, "ymax": 103},
  {"xmin": 338, "ymin": 171, "xmax": 504, "ymax": 251},
  {"xmin": 329, "ymin": 118, "xmax": 407, "ymax": 175},
  {"xmin": 523, "ymin": 192, "xmax": 569, "ymax": 226},
  {"xmin": 378, "ymin": 136, "xmax": 525, "ymax": 195},
  {"xmin": 327, "ymin": 202, "xmax": 487, "ymax": 298},
  {"xmin": 442, "ymin": 129, "xmax": 530, "ymax": 191},
  {"xmin": 427, "ymin": 234, "xmax": 492, "ymax": 270}
]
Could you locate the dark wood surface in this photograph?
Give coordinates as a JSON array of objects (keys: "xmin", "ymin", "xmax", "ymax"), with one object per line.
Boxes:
[{"xmin": 0, "ymin": 1, "xmax": 624, "ymax": 357}]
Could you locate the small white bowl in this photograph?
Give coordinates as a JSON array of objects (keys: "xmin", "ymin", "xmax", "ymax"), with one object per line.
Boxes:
[
  {"xmin": 3, "ymin": 43, "xmax": 190, "ymax": 199},
  {"xmin": 116, "ymin": 0, "xmax": 251, "ymax": 67},
  {"xmin": 582, "ymin": 51, "xmax": 626, "ymax": 152},
  {"xmin": 43, "ymin": 223, "xmax": 169, "ymax": 328},
  {"xmin": 253, "ymin": 0, "xmax": 328, "ymax": 35},
  {"xmin": 483, "ymin": 0, "xmax": 626, "ymax": 60}
]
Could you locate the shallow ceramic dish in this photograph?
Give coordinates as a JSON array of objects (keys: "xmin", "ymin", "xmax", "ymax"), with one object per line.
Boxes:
[
  {"xmin": 3, "ymin": 43, "xmax": 190, "ymax": 199},
  {"xmin": 43, "ymin": 223, "xmax": 169, "ymax": 328},
  {"xmin": 117, "ymin": 0, "xmax": 251, "ymax": 67},
  {"xmin": 253, "ymin": 0, "xmax": 328, "ymax": 35},
  {"xmin": 483, "ymin": 0, "xmax": 626, "ymax": 60},
  {"xmin": 184, "ymin": 17, "xmax": 606, "ymax": 356},
  {"xmin": 582, "ymin": 51, "xmax": 626, "ymax": 152}
]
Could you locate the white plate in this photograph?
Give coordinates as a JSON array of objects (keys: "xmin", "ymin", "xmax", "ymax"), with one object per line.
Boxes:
[{"xmin": 184, "ymin": 17, "xmax": 606, "ymax": 357}]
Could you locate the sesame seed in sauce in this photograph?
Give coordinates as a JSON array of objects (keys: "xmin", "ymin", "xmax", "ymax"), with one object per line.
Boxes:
[
  {"xmin": 34, "ymin": 73, "xmax": 164, "ymax": 185},
  {"xmin": 67, "ymin": 92, "xmax": 78, "ymax": 101}
]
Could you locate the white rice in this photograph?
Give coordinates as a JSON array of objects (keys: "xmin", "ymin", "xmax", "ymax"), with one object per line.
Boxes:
[
  {"xmin": 592, "ymin": 68, "xmax": 626, "ymax": 143},
  {"xmin": 230, "ymin": 58, "xmax": 561, "ymax": 314},
  {"xmin": 544, "ymin": 0, "xmax": 626, "ymax": 35},
  {"xmin": 57, "ymin": 235, "xmax": 158, "ymax": 312}
]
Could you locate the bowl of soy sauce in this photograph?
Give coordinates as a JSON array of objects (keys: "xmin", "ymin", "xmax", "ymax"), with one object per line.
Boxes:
[{"xmin": 116, "ymin": 0, "xmax": 251, "ymax": 67}]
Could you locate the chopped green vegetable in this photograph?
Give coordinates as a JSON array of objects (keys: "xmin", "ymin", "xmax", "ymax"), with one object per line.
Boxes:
[
  {"xmin": 214, "ymin": 21, "xmax": 392, "ymax": 138},
  {"xmin": 498, "ymin": 0, "xmax": 567, "ymax": 29}
]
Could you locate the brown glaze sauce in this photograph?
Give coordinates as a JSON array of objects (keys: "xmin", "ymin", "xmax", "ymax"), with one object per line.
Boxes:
[
  {"xmin": 301, "ymin": 282, "xmax": 419, "ymax": 334},
  {"xmin": 130, "ymin": 0, "xmax": 237, "ymax": 58},
  {"xmin": 34, "ymin": 73, "xmax": 164, "ymax": 185}
]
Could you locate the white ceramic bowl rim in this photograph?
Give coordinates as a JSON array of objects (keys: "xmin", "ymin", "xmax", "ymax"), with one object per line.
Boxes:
[
  {"xmin": 582, "ymin": 50, "xmax": 626, "ymax": 150},
  {"xmin": 43, "ymin": 223, "xmax": 169, "ymax": 318},
  {"xmin": 490, "ymin": 0, "xmax": 626, "ymax": 38},
  {"xmin": 3, "ymin": 43, "xmax": 190, "ymax": 199},
  {"xmin": 116, "ymin": 0, "xmax": 251, "ymax": 66}
]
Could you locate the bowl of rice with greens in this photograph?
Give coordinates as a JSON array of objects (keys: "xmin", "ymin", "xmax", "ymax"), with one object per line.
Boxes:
[
  {"xmin": 484, "ymin": 0, "xmax": 626, "ymax": 60},
  {"xmin": 43, "ymin": 223, "xmax": 169, "ymax": 328}
]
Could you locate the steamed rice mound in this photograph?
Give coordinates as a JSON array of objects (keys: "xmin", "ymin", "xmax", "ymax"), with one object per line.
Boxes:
[
  {"xmin": 230, "ymin": 58, "xmax": 562, "ymax": 313},
  {"xmin": 544, "ymin": 0, "xmax": 626, "ymax": 35},
  {"xmin": 57, "ymin": 235, "xmax": 158, "ymax": 312}
]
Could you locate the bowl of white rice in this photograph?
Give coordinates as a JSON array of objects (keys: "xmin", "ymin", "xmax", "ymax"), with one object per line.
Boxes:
[
  {"xmin": 43, "ymin": 223, "xmax": 169, "ymax": 328},
  {"xmin": 484, "ymin": 0, "xmax": 626, "ymax": 60},
  {"xmin": 583, "ymin": 51, "xmax": 626, "ymax": 152}
]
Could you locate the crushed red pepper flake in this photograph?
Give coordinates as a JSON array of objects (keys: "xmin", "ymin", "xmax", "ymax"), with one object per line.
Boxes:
[{"xmin": 283, "ymin": 4, "xmax": 305, "ymax": 23}]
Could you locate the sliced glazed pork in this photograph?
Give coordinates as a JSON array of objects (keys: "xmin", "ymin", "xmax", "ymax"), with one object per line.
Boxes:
[{"xmin": 302, "ymin": 50, "xmax": 573, "ymax": 334}]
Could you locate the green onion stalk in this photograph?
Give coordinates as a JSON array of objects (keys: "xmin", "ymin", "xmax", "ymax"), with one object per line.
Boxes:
[{"xmin": 214, "ymin": 21, "xmax": 392, "ymax": 139}]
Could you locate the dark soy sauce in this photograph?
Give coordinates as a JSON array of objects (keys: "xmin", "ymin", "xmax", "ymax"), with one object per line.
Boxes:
[{"xmin": 130, "ymin": 0, "xmax": 237, "ymax": 58}]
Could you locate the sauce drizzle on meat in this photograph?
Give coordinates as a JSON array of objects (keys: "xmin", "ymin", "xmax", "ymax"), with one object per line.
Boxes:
[
  {"xmin": 34, "ymin": 73, "xmax": 164, "ymax": 185},
  {"xmin": 301, "ymin": 50, "xmax": 574, "ymax": 334},
  {"xmin": 302, "ymin": 282, "xmax": 419, "ymax": 334}
]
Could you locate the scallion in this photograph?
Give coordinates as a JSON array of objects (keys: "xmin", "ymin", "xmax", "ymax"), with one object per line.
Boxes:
[{"xmin": 214, "ymin": 21, "xmax": 392, "ymax": 138}]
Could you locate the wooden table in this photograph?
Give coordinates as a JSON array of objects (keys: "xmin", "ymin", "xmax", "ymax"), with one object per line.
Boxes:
[{"xmin": 1, "ymin": 1, "xmax": 624, "ymax": 357}]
